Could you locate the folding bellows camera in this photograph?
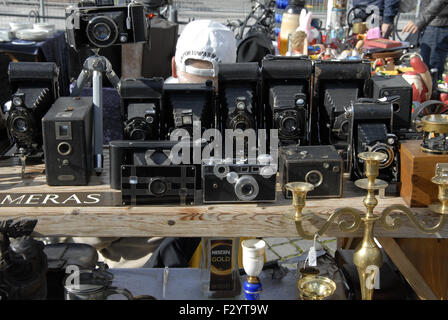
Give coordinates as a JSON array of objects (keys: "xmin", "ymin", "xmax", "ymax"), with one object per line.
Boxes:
[
  {"xmin": 65, "ymin": 0, "xmax": 148, "ymax": 51},
  {"xmin": 3, "ymin": 62, "xmax": 60, "ymax": 157}
]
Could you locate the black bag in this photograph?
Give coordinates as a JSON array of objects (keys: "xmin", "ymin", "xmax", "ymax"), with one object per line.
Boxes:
[{"xmin": 236, "ymin": 31, "xmax": 275, "ymax": 65}]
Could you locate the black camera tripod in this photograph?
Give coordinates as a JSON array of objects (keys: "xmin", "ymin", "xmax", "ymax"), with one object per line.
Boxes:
[{"xmin": 70, "ymin": 49, "xmax": 120, "ymax": 175}]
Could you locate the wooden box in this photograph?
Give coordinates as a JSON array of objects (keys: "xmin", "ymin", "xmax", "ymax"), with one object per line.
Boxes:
[{"xmin": 400, "ymin": 140, "xmax": 448, "ymax": 207}]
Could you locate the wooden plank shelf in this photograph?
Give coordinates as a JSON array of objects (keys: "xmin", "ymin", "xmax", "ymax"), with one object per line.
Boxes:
[{"xmin": 0, "ymin": 151, "xmax": 447, "ymax": 238}]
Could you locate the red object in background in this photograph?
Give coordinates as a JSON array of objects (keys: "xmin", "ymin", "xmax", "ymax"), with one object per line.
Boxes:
[
  {"xmin": 364, "ymin": 38, "xmax": 402, "ymax": 49},
  {"xmin": 441, "ymin": 93, "xmax": 448, "ymax": 105},
  {"xmin": 409, "ymin": 55, "xmax": 432, "ymax": 101},
  {"xmin": 403, "ymin": 71, "xmax": 428, "ymax": 103}
]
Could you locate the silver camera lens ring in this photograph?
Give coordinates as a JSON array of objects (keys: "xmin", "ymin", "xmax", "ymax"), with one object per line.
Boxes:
[
  {"xmin": 213, "ymin": 164, "xmax": 229, "ymax": 179},
  {"xmin": 234, "ymin": 175, "xmax": 259, "ymax": 201},
  {"xmin": 305, "ymin": 170, "xmax": 323, "ymax": 187},
  {"xmin": 86, "ymin": 16, "xmax": 118, "ymax": 48},
  {"xmin": 57, "ymin": 142, "xmax": 72, "ymax": 156}
]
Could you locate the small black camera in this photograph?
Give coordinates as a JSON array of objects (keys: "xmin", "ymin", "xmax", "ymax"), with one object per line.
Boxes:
[
  {"xmin": 65, "ymin": 1, "xmax": 148, "ymax": 51},
  {"xmin": 202, "ymin": 158, "xmax": 277, "ymax": 203},
  {"xmin": 270, "ymin": 86, "xmax": 307, "ymax": 145},
  {"xmin": 351, "ymin": 99, "xmax": 398, "ymax": 183},
  {"xmin": 119, "ymin": 77, "xmax": 164, "ymax": 141},
  {"xmin": 3, "ymin": 62, "xmax": 59, "ymax": 157},
  {"xmin": 261, "ymin": 55, "xmax": 312, "ymax": 146},
  {"xmin": 109, "ymin": 140, "xmax": 202, "ymax": 205},
  {"xmin": 218, "ymin": 63, "xmax": 260, "ymax": 132}
]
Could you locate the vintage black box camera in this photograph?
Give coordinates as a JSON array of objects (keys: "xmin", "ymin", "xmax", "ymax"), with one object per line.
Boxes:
[
  {"xmin": 119, "ymin": 77, "xmax": 164, "ymax": 140},
  {"xmin": 65, "ymin": 1, "xmax": 148, "ymax": 51},
  {"xmin": 121, "ymin": 164, "xmax": 198, "ymax": 205},
  {"xmin": 279, "ymin": 145, "xmax": 343, "ymax": 199},
  {"xmin": 261, "ymin": 55, "xmax": 312, "ymax": 146},
  {"xmin": 42, "ymin": 97, "xmax": 93, "ymax": 186},
  {"xmin": 4, "ymin": 62, "xmax": 60, "ymax": 157},
  {"xmin": 366, "ymin": 74, "xmax": 413, "ymax": 132},
  {"xmin": 218, "ymin": 62, "xmax": 260, "ymax": 132},
  {"xmin": 351, "ymin": 99, "xmax": 398, "ymax": 182},
  {"xmin": 109, "ymin": 139, "xmax": 202, "ymax": 190},
  {"xmin": 312, "ymin": 60, "xmax": 371, "ymax": 171},
  {"xmin": 202, "ymin": 158, "xmax": 276, "ymax": 203},
  {"xmin": 161, "ymin": 81, "xmax": 216, "ymax": 139}
]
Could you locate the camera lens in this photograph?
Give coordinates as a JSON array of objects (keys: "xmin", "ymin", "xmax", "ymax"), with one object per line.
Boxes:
[
  {"xmin": 281, "ymin": 116, "xmax": 297, "ymax": 133},
  {"xmin": 86, "ymin": 16, "xmax": 118, "ymax": 48},
  {"xmin": 57, "ymin": 142, "xmax": 72, "ymax": 156},
  {"xmin": 370, "ymin": 143, "xmax": 394, "ymax": 169},
  {"xmin": 241, "ymin": 183, "xmax": 255, "ymax": 196},
  {"xmin": 305, "ymin": 170, "xmax": 323, "ymax": 187},
  {"xmin": 12, "ymin": 117, "xmax": 28, "ymax": 133},
  {"xmin": 92, "ymin": 23, "xmax": 111, "ymax": 41},
  {"xmin": 235, "ymin": 175, "xmax": 259, "ymax": 201},
  {"xmin": 149, "ymin": 178, "xmax": 167, "ymax": 196}
]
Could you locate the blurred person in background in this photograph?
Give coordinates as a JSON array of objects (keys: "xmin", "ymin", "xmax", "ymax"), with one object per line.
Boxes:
[
  {"xmin": 352, "ymin": 0, "xmax": 400, "ymax": 37},
  {"xmin": 403, "ymin": 0, "xmax": 448, "ymax": 81}
]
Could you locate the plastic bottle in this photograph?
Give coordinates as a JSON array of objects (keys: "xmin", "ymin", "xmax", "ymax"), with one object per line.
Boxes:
[{"xmin": 278, "ymin": 0, "xmax": 306, "ymax": 55}]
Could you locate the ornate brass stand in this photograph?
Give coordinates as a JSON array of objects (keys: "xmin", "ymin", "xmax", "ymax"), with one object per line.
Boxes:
[{"xmin": 285, "ymin": 151, "xmax": 448, "ymax": 300}]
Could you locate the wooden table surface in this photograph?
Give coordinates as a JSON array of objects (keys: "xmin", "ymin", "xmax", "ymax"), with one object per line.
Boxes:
[{"xmin": 0, "ymin": 151, "xmax": 447, "ymax": 239}]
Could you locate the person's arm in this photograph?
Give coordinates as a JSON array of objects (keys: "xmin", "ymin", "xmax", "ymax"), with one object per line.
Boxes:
[
  {"xmin": 379, "ymin": 0, "xmax": 399, "ymax": 37},
  {"xmin": 382, "ymin": 0, "xmax": 400, "ymax": 24},
  {"xmin": 415, "ymin": 0, "xmax": 448, "ymax": 29}
]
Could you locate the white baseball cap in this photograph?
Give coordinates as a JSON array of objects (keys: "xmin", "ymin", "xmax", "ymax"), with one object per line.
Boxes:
[{"xmin": 175, "ymin": 20, "xmax": 237, "ymax": 78}]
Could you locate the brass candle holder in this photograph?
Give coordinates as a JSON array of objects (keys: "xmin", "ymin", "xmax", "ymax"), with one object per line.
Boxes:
[
  {"xmin": 285, "ymin": 151, "xmax": 448, "ymax": 300},
  {"xmin": 297, "ymin": 275, "xmax": 337, "ymax": 300}
]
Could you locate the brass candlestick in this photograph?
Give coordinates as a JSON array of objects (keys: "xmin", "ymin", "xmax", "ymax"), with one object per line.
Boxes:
[{"xmin": 285, "ymin": 152, "xmax": 448, "ymax": 300}]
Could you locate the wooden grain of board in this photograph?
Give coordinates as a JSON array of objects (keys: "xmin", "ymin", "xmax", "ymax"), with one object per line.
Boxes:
[{"xmin": 0, "ymin": 150, "xmax": 447, "ymax": 238}]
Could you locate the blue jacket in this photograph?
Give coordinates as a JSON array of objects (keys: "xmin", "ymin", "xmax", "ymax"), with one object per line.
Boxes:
[{"xmin": 352, "ymin": 0, "xmax": 400, "ymax": 24}]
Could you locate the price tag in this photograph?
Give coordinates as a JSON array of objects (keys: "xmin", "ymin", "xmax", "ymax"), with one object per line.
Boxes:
[{"xmin": 308, "ymin": 246, "xmax": 317, "ymax": 267}]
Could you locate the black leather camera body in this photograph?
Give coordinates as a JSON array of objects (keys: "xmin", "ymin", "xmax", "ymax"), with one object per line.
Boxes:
[
  {"xmin": 42, "ymin": 97, "xmax": 93, "ymax": 186},
  {"xmin": 218, "ymin": 62, "xmax": 260, "ymax": 132},
  {"xmin": 311, "ymin": 60, "xmax": 371, "ymax": 171},
  {"xmin": 262, "ymin": 55, "xmax": 312, "ymax": 146},
  {"xmin": 121, "ymin": 164, "xmax": 198, "ymax": 205},
  {"xmin": 202, "ymin": 158, "xmax": 277, "ymax": 203},
  {"xmin": 366, "ymin": 74, "xmax": 413, "ymax": 132},
  {"xmin": 161, "ymin": 81, "xmax": 216, "ymax": 139},
  {"xmin": 110, "ymin": 140, "xmax": 202, "ymax": 205},
  {"xmin": 279, "ymin": 145, "xmax": 343, "ymax": 199},
  {"xmin": 5, "ymin": 62, "xmax": 60, "ymax": 157},
  {"xmin": 65, "ymin": 1, "xmax": 148, "ymax": 51},
  {"xmin": 119, "ymin": 77, "xmax": 164, "ymax": 141},
  {"xmin": 351, "ymin": 99, "xmax": 398, "ymax": 183}
]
